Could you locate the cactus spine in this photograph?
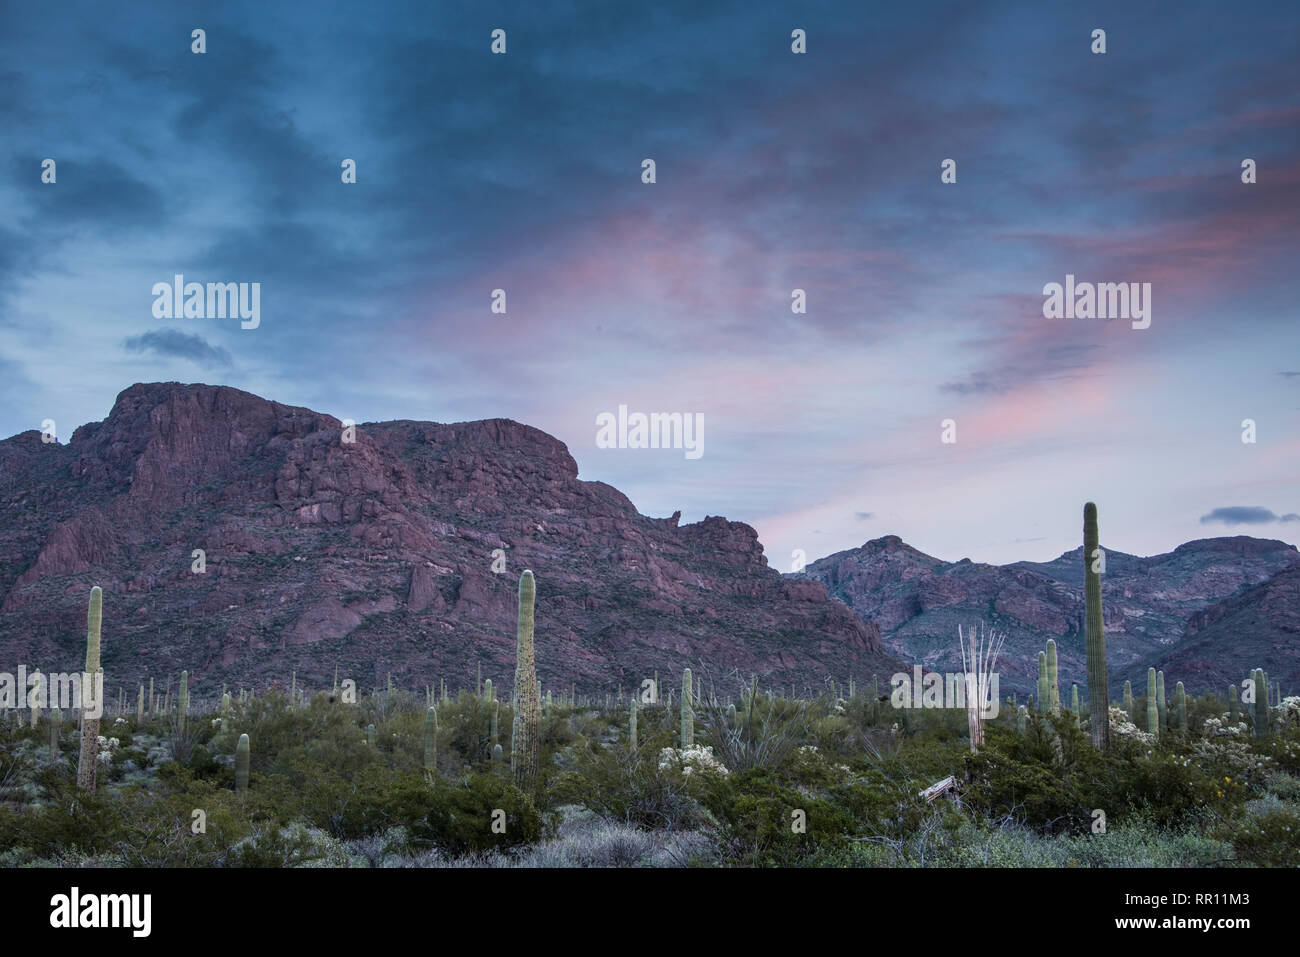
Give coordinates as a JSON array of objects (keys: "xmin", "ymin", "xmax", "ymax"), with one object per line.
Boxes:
[
  {"xmin": 76, "ymin": 586, "xmax": 103, "ymax": 793},
  {"xmin": 1082, "ymin": 503, "xmax": 1110, "ymax": 750},
  {"xmin": 1046, "ymin": 639, "xmax": 1060, "ymax": 715},
  {"xmin": 1146, "ymin": 667, "xmax": 1159, "ymax": 738},
  {"xmin": 1175, "ymin": 681, "xmax": 1186, "ymax": 733},
  {"xmin": 235, "ymin": 733, "xmax": 250, "ymax": 794},
  {"xmin": 680, "ymin": 668, "xmax": 694, "ymax": 749},
  {"xmin": 510, "ymin": 569, "xmax": 540, "ymax": 797}
]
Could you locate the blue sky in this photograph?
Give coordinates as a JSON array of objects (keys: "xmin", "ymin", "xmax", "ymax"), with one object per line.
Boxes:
[{"xmin": 1, "ymin": 0, "xmax": 1297, "ymax": 566}]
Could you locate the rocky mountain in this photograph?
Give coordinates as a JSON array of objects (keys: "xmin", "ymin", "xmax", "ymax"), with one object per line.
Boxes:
[
  {"xmin": 0, "ymin": 382, "xmax": 899, "ymax": 703},
  {"xmin": 794, "ymin": 534, "xmax": 1300, "ymax": 696}
]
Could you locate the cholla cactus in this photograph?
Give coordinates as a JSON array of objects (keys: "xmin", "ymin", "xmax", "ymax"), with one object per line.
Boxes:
[
  {"xmin": 235, "ymin": 733, "xmax": 250, "ymax": 795},
  {"xmin": 658, "ymin": 744, "xmax": 728, "ymax": 777},
  {"xmin": 77, "ymin": 586, "xmax": 104, "ymax": 793}
]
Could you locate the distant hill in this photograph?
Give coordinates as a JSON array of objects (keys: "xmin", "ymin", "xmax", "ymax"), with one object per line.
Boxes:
[{"xmin": 793, "ymin": 534, "xmax": 1300, "ymax": 696}]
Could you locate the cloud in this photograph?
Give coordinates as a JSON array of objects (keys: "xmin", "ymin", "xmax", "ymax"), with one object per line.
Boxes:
[
  {"xmin": 854, "ymin": 511, "xmax": 874, "ymax": 521},
  {"xmin": 1199, "ymin": 506, "xmax": 1299, "ymax": 525},
  {"xmin": 1280, "ymin": 371, "xmax": 1300, "ymax": 379},
  {"xmin": 123, "ymin": 330, "xmax": 233, "ymax": 368}
]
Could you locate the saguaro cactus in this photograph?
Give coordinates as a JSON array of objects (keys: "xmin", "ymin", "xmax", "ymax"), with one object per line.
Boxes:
[
  {"xmin": 1253, "ymin": 669, "xmax": 1268, "ymax": 738},
  {"xmin": 136, "ymin": 684, "xmax": 145, "ymax": 724},
  {"xmin": 365, "ymin": 723, "xmax": 377, "ymax": 747},
  {"xmin": 235, "ymin": 733, "xmax": 250, "ymax": 795},
  {"xmin": 1229, "ymin": 684, "xmax": 1239, "ymax": 724},
  {"xmin": 1083, "ymin": 503, "xmax": 1110, "ymax": 750},
  {"xmin": 178, "ymin": 670, "xmax": 189, "ymax": 734},
  {"xmin": 1156, "ymin": 671, "xmax": 1167, "ymax": 731},
  {"xmin": 77, "ymin": 586, "xmax": 103, "ymax": 793},
  {"xmin": 484, "ymin": 678, "xmax": 493, "ymax": 704},
  {"xmin": 681, "ymin": 668, "xmax": 694, "ymax": 749},
  {"xmin": 1175, "ymin": 681, "xmax": 1187, "ymax": 733},
  {"xmin": 1046, "ymin": 639, "xmax": 1060, "ymax": 715},
  {"xmin": 423, "ymin": 706, "xmax": 438, "ymax": 773},
  {"xmin": 1122, "ymin": 680, "xmax": 1134, "ymax": 724},
  {"xmin": 510, "ymin": 569, "xmax": 541, "ymax": 797},
  {"xmin": 490, "ymin": 699, "xmax": 499, "ymax": 745},
  {"xmin": 1146, "ymin": 667, "xmax": 1159, "ymax": 738},
  {"xmin": 629, "ymin": 695, "xmax": 638, "ymax": 751},
  {"xmin": 1071, "ymin": 684, "xmax": 1080, "ymax": 727},
  {"xmin": 50, "ymin": 707, "xmax": 61, "ymax": 759},
  {"xmin": 1037, "ymin": 651, "xmax": 1048, "ymax": 713}
]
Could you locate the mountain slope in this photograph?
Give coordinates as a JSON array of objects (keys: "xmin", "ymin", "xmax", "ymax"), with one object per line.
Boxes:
[
  {"xmin": 0, "ymin": 382, "xmax": 899, "ymax": 700},
  {"xmin": 794, "ymin": 534, "xmax": 1300, "ymax": 695}
]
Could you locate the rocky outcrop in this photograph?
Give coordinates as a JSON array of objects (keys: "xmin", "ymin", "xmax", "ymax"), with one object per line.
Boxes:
[{"xmin": 0, "ymin": 382, "xmax": 898, "ymax": 699}]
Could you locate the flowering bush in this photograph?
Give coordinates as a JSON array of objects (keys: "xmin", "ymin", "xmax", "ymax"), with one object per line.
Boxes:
[
  {"xmin": 1110, "ymin": 706, "xmax": 1154, "ymax": 744},
  {"xmin": 658, "ymin": 745, "xmax": 729, "ymax": 777}
]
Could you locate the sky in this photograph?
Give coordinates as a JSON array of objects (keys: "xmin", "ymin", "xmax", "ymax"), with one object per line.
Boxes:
[{"xmin": 1, "ymin": 0, "xmax": 1297, "ymax": 568}]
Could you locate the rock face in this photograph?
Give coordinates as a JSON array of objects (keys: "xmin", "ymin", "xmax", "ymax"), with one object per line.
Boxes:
[
  {"xmin": 795, "ymin": 534, "xmax": 1300, "ymax": 696},
  {"xmin": 0, "ymin": 382, "xmax": 897, "ymax": 700},
  {"xmin": 1150, "ymin": 564, "xmax": 1300, "ymax": 693}
]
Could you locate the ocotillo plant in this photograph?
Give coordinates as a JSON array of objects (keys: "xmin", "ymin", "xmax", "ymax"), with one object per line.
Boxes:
[
  {"xmin": 510, "ymin": 569, "xmax": 541, "ymax": 797},
  {"xmin": 1147, "ymin": 667, "xmax": 1159, "ymax": 738},
  {"xmin": 423, "ymin": 706, "xmax": 438, "ymax": 774},
  {"xmin": 178, "ymin": 670, "xmax": 189, "ymax": 735},
  {"xmin": 629, "ymin": 695, "xmax": 638, "ymax": 751},
  {"xmin": 1175, "ymin": 681, "xmax": 1187, "ymax": 734},
  {"xmin": 1122, "ymin": 680, "xmax": 1134, "ymax": 724},
  {"xmin": 1083, "ymin": 503, "xmax": 1110, "ymax": 750},
  {"xmin": 235, "ymin": 733, "xmax": 250, "ymax": 795},
  {"xmin": 681, "ymin": 668, "xmax": 694, "ymax": 749},
  {"xmin": 1046, "ymin": 639, "xmax": 1060, "ymax": 715},
  {"xmin": 77, "ymin": 586, "xmax": 103, "ymax": 793}
]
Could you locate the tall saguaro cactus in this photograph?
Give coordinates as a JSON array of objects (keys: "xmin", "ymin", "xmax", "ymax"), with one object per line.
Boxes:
[
  {"xmin": 77, "ymin": 586, "xmax": 103, "ymax": 793},
  {"xmin": 1175, "ymin": 681, "xmax": 1187, "ymax": 734},
  {"xmin": 1122, "ymin": 680, "xmax": 1134, "ymax": 724},
  {"xmin": 423, "ymin": 706, "xmax": 438, "ymax": 774},
  {"xmin": 235, "ymin": 733, "xmax": 250, "ymax": 795},
  {"xmin": 1037, "ymin": 651, "xmax": 1048, "ymax": 713},
  {"xmin": 1146, "ymin": 667, "xmax": 1159, "ymax": 738},
  {"xmin": 1046, "ymin": 639, "xmax": 1060, "ymax": 715},
  {"xmin": 629, "ymin": 695, "xmax": 638, "ymax": 751},
  {"xmin": 510, "ymin": 570, "xmax": 541, "ymax": 797},
  {"xmin": 1082, "ymin": 503, "xmax": 1110, "ymax": 750},
  {"xmin": 1156, "ymin": 671, "xmax": 1167, "ymax": 731},
  {"xmin": 681, "ymin": 668, "xmax": 694, "ymax": 749},
  {"xmin": 1253, "ymin": 669, "xmax": 1268, "ymax": 738},
  {"xmin": 178, "ymin": 670, "xmax": 189, "ymax": 735}
]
